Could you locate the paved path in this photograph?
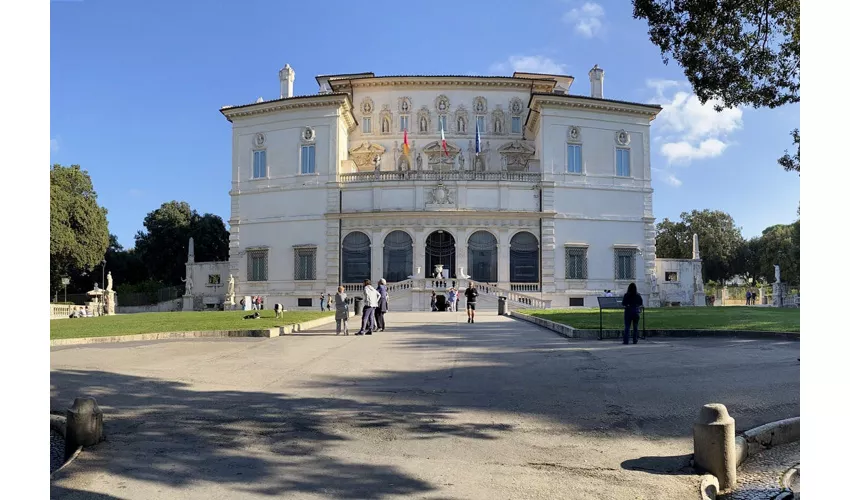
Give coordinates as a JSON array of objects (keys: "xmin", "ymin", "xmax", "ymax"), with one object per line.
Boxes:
[
  {"xmin": 50, "ymin": 311, "xmax": 799, "ymax": 500},
  {"xmin": 720, "ymin": 442, "xmax": 799, "ymax": 500}
]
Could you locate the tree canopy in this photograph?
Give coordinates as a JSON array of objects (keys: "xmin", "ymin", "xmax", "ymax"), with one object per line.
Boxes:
[
  {"xmin": 655, "ymin": 209, "xmax": 744, "ymax": 283},
  {"xmin": 134, "ymin": 201, "xmax": 229, "ymax": 285},
  {"xmin": 50, "ymin": 164, "xmax": 109, "ymax": 296},
  {"xmin": 633, "ymin": 0, "xmax": 800, "ymax": 171}
]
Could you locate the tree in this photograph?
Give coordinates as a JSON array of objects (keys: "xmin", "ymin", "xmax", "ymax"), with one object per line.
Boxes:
[
  {"xmin": 104, "ymin": 234, "xmax": 148, "ymax": 290},
  {"xmin": 655, "ymin": 209, "xmax": 744, "ymax": 283},
  {"xmin": 633, "ymin": 0, "xmax": 800, "ymax": 171},
  {"xmin": 50, "ymin": 164, "xmax": 109, "ymax": 296},
  {"xmin": 134, "ymin": 201, "xmax": 229, "ymax": 285},
  {"xmin": 756, "ymin": 220, "xmax": 800, "ymax": 285}
]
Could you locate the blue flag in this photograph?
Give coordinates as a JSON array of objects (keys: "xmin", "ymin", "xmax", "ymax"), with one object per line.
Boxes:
[{"xmin": 475, "ymin": 121, "xmax": 481, "ymax": 156}]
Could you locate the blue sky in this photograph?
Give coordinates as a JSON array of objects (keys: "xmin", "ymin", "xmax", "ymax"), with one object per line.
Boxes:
[{"xmin": 50, "ymin": 0, "xmax": 800, "ymax": 249}]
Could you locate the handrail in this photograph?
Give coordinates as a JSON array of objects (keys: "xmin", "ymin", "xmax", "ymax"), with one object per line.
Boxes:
[{"xmin": 339, "ymin": 170, "xmax": 542, "ymax": 183}]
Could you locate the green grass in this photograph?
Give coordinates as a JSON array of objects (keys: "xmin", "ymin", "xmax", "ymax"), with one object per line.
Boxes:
[
  {"xmin": 50, "ymin": 310, "xmax": 335, "ymax": 340},
  {"xmin": 522, "ymin": 307, "xmax": 800, "ymax": 332}
]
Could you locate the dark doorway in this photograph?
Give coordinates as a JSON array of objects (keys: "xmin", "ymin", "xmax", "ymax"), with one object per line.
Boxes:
[{"xmin": 425, "ymin": 230, "xmax": 456, "ymax": 278}]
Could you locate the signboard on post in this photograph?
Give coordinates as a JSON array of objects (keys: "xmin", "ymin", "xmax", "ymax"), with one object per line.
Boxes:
[{"xmin": 61, "ymin": 278, "xmax": 70, "ymax": 286}]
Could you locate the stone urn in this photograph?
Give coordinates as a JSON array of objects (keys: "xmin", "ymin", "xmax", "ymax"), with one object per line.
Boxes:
[{"xmin": 434, "ymin": 264, "xmax": 444, "ymax": 277}]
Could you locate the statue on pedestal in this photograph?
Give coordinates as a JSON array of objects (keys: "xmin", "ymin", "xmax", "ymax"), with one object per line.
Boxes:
[
  {"xmin": 181, "ymin": 276, "xmax": 194, "ymax": 295},
  {"xmin": 650, "ymin": 272, "xmax": 658, "ymax": 293},
  {"xmin": 774, "ymin": 264, "xmax": 781, "ymax": 283},
  {"xmin": 227, "ymin": 274, "xmax": 235, "ymax": 297},
  {"xmin": 106, "ymin": 272, "xmax": 113, "ymax": 291}
]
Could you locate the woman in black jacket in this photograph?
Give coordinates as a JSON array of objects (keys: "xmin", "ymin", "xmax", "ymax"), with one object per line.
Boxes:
[{"xmin": 621, "ymin": 283, "xmax": 643, "ymax": 344}]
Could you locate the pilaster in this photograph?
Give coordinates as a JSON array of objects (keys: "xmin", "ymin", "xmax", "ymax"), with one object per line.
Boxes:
[
  {"xmin": 541, "ymin": 218, "xmax": 557, "ymax": 293},
  {"xmin": 372, "ymin": 229, "xmax": 384, "ymax": 281}
]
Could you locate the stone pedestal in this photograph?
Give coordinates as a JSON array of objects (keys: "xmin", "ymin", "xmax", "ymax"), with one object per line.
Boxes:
[
  {"xmin": 647, "ymin": 291, "xmax": 661, "ymax": 308},
  {"xmin": 182, "ymin": 295, "xmax": 194, "ymax": 312},
  {"xmin": 772, "ymin": 282, "xmax": 784, "ymax": 307},
  {"xmin": 243, "ymin": 295, "xmax": 252, "ymax": 311},
  {"xmin": 694, "ymin": 291, "xmax": 706, "ymax": 307},
  {"xmin": 104, "ymin": 291, "xmax": 117, "ymax": 315}
]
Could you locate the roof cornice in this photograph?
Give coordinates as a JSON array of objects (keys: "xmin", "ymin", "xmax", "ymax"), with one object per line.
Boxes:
[
  {"xmin": 526, "ymin": 93, "xmax": 663, "ymax": 134},
  {"xmin": 220, "ymin": 94, "xmax": 356, "ymax": 128},
  {"xmin": 330, "ymin": 76, "xmax": 555, "ymax": 93}
]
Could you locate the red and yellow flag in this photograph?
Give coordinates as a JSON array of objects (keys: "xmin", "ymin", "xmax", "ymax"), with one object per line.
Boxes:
[{"xmin": 403, "ymin": 128, "xmax": 410, "ymax": 156}]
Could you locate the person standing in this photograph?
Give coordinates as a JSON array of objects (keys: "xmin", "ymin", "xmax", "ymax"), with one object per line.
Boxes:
[
  {"xmin": 621, "ymin": 282, "xmax": 644, "ymax": 345},
  {"xmin": 447, "ymin": 288, "xmax": 457, "ymax": 312},
  {"xmin": 430, "ymin": 290, "xmax": 437, "ymax": 312},
  {"xmin": 334, "ymin": 286, "xmax": 349, "ymax": 335},
  {"xmin": 355, "ymin": 280, "xmax": 380, "ymax": 335},
  {"xmin": 375, "ymin": 278, "xmax": 389, "ymax": 332},
  {"xmin": 464, "ymin": 282, "xmax": 479, "ymax": 323},
  {"xmin": 319, "ymin": 292, "xmax": 326, "ymax": 311}
]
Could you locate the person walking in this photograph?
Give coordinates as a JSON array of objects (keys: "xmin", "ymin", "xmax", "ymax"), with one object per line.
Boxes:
[
  {"xmin": 464, "ymin": 282, "xmax": 479, "ymax": 323},
  {"xmin": 375, "ymin": 278, "xmax": 389, "ymax": 332},
  {"xmin": 355, "ymin": 280, "xmax": 380, "ymax": 335},
  {"xmin": 430, "ymin": 290, "xmax": 437, "ymax": 312},
  {"xmin": 622, "ymin": 282, "xmax": 644, "ymax": 345},
  {"xmin": 334, "ymin": 286, "xmax": 349, "ymax": 335},
  {"xmin": 447, "ymin": 287, "xmax": 457, "ymax": 312},
  {"xmin": 319, "ymin": 292, "xmax": 326, "ymax": 311}
]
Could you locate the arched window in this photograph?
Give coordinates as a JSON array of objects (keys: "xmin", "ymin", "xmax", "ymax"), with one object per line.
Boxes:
[
  {"xmin": 425, "ymin": 230, "xmax": 456, "ymax": 279},
  {"xmin": 342, "ymin": 231, "xmax": 371, "ymax": 283},
  {"xmin": 383, "ymin": 231, "xmax": 413, "ymax": 282},
  {"xmin": 510, "ymin": 231, "xmax": 539, "ymax": 283},
  {"xmin": 468, "ymin": 231, "xmax": 497, "ymax": 283}
]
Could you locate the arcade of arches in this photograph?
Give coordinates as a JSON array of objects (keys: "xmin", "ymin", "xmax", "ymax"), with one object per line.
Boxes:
[{"xmin": 340, "ymin": 229, "xmax": 540, "ymax": 284}]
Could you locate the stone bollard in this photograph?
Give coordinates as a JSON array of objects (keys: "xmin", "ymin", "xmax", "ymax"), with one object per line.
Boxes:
[
  {"xmin": 64, "ymin": 397, "xmax": 103, "ymax": 461},
  {"xmin": 693, "ymin": 403, "xmax": 736, "ymax": 491}
]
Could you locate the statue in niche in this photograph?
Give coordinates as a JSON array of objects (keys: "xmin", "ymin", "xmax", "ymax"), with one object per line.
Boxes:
[
  {"xmin": 382, "ymin": 118, "xmax": 389, "ymax": 134},
  {"xmin": 495, "ymin": 118, "xmax": 503, "ymax": 134},
  {"xmin": 474, "ymin": 156, "xmax": 484, "ymax": 171},
  {"xmin": 416, "ymin": 152, "xmax": 423, "ymax": 170},
  {"xmin": 420, "ymin": 116, "xmax": 427, "ymax": 133},
  {"xmin": 457, "ymin": 116, "xmax": 466, "ymax": 134}
]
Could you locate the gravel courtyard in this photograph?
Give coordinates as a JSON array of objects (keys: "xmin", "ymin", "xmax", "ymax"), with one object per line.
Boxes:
[{"xmin": 50, "ymin": 311, "xmax": 800, "ymax": 500}]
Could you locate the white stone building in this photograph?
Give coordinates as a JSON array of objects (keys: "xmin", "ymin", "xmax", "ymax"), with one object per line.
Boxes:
[{"xmin": 213, "ymin": 64, "xmax": 664, "ymax": 311}]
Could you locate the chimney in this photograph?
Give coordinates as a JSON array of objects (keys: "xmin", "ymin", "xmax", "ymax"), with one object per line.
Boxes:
[
  {"xmin": 279, "ymin": 64, "xmax": 295, "ymax": 99},
  {"xmin": 589, "ymin": 64, "xmax": 604, "ymax": 98}
]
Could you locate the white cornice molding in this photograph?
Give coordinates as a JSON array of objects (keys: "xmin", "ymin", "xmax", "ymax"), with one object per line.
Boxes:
[
  {"xmin": 333, "ymin": 77, "xmax": 554, "ymax": 93},
  {"xmin": 527, "ymin": 95, "xmax": 662, "ymax": 134},
  {"xmin": 221, "ymin": 95, "xmax": 357, "ymax": 128}
]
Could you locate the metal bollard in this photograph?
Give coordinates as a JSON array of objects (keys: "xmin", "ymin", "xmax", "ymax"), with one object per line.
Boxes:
[
  {"xmin": 693, "ymin": 403, "xmax": 736, "ymax": 491},
  {"xmin": 65, "ymin": 397, "xmax": 103, "ymax": 461}
]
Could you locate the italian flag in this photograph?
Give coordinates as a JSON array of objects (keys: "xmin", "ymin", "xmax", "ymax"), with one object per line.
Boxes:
[
  {"xmin": 441, "ymin": 123, "xmax": 449, "ymax": 157},
  {"xmin": 403, "ymin": 129, "xmax": 410, "ymax": 156}
]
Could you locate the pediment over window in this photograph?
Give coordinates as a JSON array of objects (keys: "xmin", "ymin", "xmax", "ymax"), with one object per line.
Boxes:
[
  {"xmin": 498, "ymin": 140, "xmax": 536, "ymax": 171},
  {"xmin": 348, "ymin": 142, "xmax": 386, "ymax": 170}
]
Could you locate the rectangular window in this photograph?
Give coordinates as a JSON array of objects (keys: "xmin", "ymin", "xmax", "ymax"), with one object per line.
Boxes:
[
  {"xmin": 616, "ymin": 148, "xmax": 631, "ymax": 177},
  {"xmin": 298, "ymin": 298, "xmax": 313, "ymax": 307},
  {"xmin": 362, "ymin": 117, "xmax": 372, "ymax": 134},
  {"xmin": 476, "ymin": 116, "xmax": 485, "ymax": 132},
  {"xmin": 511, "ymin": 116, "xmax": 522, "ymax": 134},
  {"xmin": 438, "ymin": 115, "xmax": 447, "ymax": 132},
  {"xmin": 300, "ymin": 145, "xmax": 315, "ymax": 174},
  {"xmin": 569, "ymin": 297, "xmax": 585, "ymax": 307},
  {"xmin": 294, "ymin": 247, "xmax": 317, "ymax": 280},
  {"xmin": 567, "ymin": 144, "xmax": 582, "ymax": 174},
  {"xmin": 399, "ymin": 115, "xmax": 409, "ymax": 132},
  {"xmin": 615, "ymin": 248, "xmax": 637, "ymax": 280},
  {"xmin": 252, "ymin": 150, "xmax": 267, "ymax": 178},
  {"xmin": 247, "ymin": 250, "xmax": 268, "ymax": 281},
  {"xmin": 208, "ymin": 274, "xmax": 221, "ymax": 285},
  {"xmin": 665, "ymin": 271, "xmax": 679, "ymax": 282},
  {"xmin": 566, "ymin": 247, "xmax": 588, "ymax": 279}
]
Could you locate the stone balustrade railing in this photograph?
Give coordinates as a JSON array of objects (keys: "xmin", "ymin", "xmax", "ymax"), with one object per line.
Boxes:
[
  {"xmin": 339, "ymin": 170, "xmax": 542, "ymax": 183},
  {"xmin": 510, "ymin": 283, "xmax": 540, "ymax": 292},
  {"xmin": 340, "ymin": 278, "xmax": 549, "ymax": 309},
  {"xmin": 50, "ymin": 304, "xmax": 89, "ymax": 319}
]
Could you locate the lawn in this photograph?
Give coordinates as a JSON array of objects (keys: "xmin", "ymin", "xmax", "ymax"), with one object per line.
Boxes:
[
  {"xmin": 50, "ymin": 310, "xmax": 335, "ymax": 340},
  {"xmin": 522, "ymin": 307, "xmax": 800, "ymax": 332}
]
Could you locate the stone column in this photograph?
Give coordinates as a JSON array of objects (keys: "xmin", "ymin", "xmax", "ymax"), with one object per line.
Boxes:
[
  {"xmin": 414, "ymin": 229, "xmax": 426, "ymax": 281},
  {"xmin": 371, "ymin": 229, "xmax": 384, "ymax": 282},
  {"xmin": 456, "ymin": 228, "xmax": 469, "ymax": 280},
  {"xmin": 498, "ymin": 229, "xmax": 511, "ymax": 289}
]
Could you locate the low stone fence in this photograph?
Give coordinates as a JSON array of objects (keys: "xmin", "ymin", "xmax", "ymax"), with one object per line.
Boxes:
[
  {"xmin": 50, "ymin": 304, "xmax": 88, "ymax": 319},
  {"xmin": 117, "ymin": 298, "xmax": 182, "ymax": 314}
]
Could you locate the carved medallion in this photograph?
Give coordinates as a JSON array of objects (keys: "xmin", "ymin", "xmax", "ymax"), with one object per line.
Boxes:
[
  {"xmin": 427, "ymin": 182, "xmax": 455, "ymax": 205},
  {"xmin": 435, "ymin": 95, "xmax": 450, "ymax": 113},
  {"xmin": 616, "ymin": 130, "xmax": 630, "ymax": 146},
  {"xmin": 253, "ymin": 132, "xmax": 265, "ymax": 148},
  {"xmin": 399, "ymin": 97, "xmax": 412, "ymax": 114},
  {"xmin": 568, "ymin": 126, "xmax": 581, "ymax": 142},
  {"xmin": 361, "ymin": 97, "xmax": 374, "ymax": 115},
  {"xmin": 510, "ymin": 97, "xmax": 524, "ymax": 116},
  {"xmin": 302, "ymin": 127, "xmax": 315, "ymax": 142},
  {"xmin": 473, "ymin": 96, "xmax": 487, "ymax": 114}
]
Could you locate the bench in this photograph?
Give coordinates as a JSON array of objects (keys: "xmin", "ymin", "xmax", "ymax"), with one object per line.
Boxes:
[{"xmin": 597, "ymin": 296, "xmax": 645, "ymax": 340}]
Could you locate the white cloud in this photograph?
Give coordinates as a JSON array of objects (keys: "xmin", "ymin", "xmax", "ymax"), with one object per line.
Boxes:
[
  {"xmin": 652, "ymin": 168, "xmax": 683, "ymax": 188},
  {"xmin": 648, "ymin": 79, "xmax": 744, "ymax": 166},
  {"xmin": 661, "ymin": 139, "xmax": 728, "ymax": 164},
  {"xmin": 563, "ymin": 2, "xmax": 605, "ymax": 38},
  {"xmin": 490, "ymin": 55, "xmax": 567, "ymax": 75}
]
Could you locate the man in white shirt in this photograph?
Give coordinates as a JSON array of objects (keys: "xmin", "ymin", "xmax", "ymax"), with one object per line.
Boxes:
[{"xmin": 356, "ymin": 279, "xmax": 381, "ymax": 335}]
